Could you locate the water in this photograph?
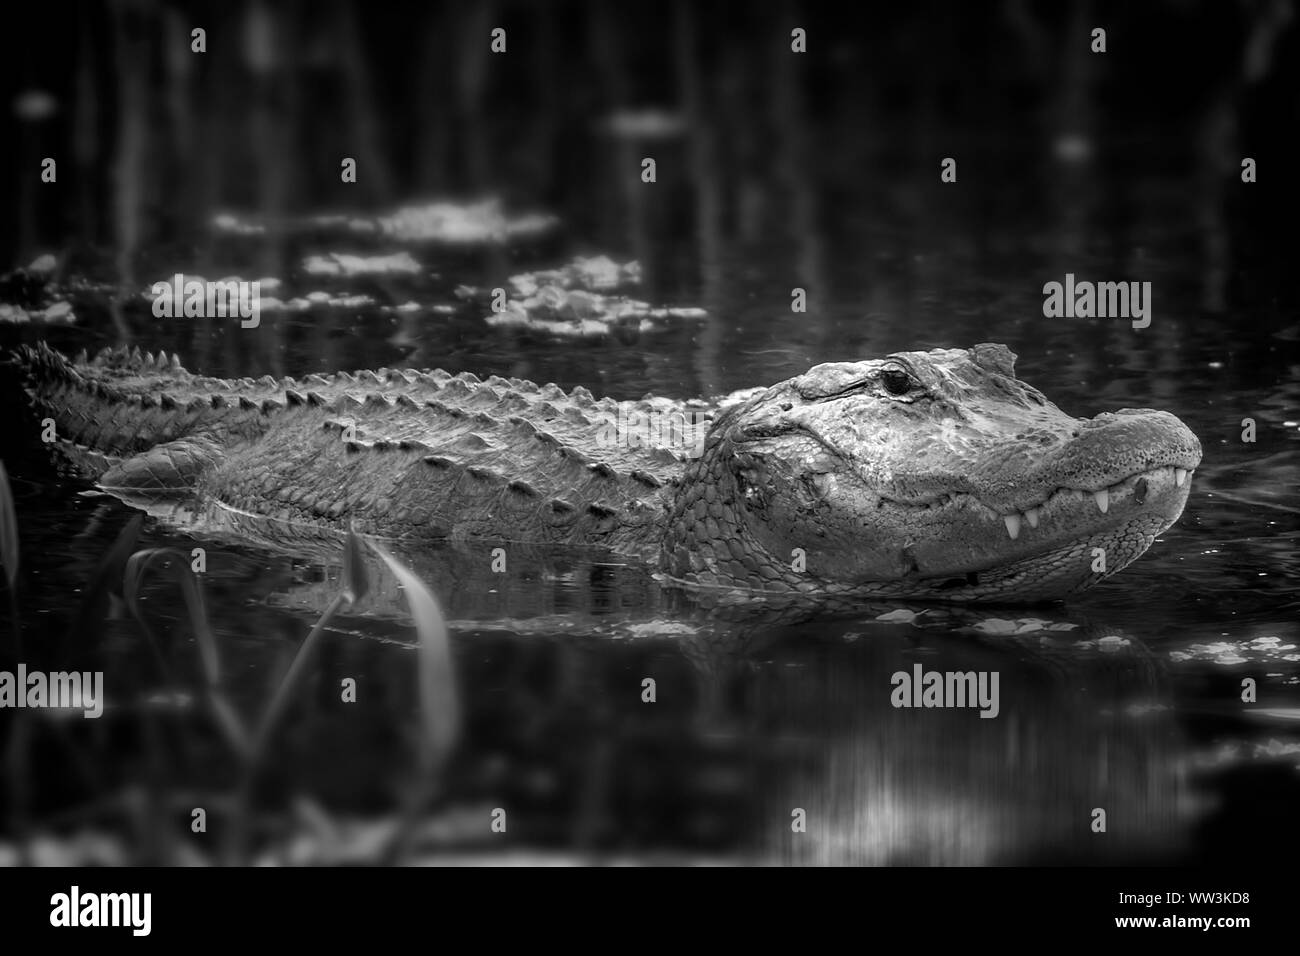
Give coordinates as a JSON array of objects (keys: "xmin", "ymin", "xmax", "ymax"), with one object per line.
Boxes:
[
  {"xmin": 5, "ymin": 209, "xmax": 1295, "ymax": 865},
  {"xmin": 2, "ymin": 16, "xmax": 1298, "ymax": 861}
]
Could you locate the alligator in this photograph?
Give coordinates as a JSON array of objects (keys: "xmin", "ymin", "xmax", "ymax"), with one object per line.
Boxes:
[{"xmin": 14, "ymin": 341, "xmax": 1201, "ymax": 604}]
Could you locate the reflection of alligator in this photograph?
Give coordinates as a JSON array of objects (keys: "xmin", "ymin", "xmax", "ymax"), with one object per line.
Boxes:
[
  {"xmin": 16, "ymin": 341, "xmax": 1200, "ymax": 604},
  {"xmin": 752, "ymin": 622, "xmax": 1195, "ymax": 865}
]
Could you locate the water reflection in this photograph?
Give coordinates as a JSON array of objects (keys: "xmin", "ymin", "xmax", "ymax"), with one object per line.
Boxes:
[{"xmin": 752, "ymin": 625, "xmax": 1196, "ymax": 865}]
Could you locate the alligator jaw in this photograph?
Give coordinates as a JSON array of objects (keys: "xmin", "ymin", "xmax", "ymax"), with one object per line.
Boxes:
[
  {"xmin": 903, "ymin": 462, "xmax": 1198, "ymax": 601},
  {"xmin": 806, "ymin": 459, "xmax": 1200, "ymax": 603},
  {"xmin": 992, "ymin": 464, "xmax": 1195, "ymax": 542}
]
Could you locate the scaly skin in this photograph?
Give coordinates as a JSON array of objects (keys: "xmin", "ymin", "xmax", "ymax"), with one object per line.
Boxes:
[{"xmin": 15, "ymin": 341, "xmax": 1201, "ymax": 604}]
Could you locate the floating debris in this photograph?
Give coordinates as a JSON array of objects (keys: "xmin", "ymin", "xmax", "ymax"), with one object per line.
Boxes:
[
  {"xmin": 302, "ymin": 251, "xmax": 422, "ymax": 277},
  {"xmin": 1191, "ymin": 738, "xmax": 1300, "ymax": 772},
  {"xmin": 1072, "ymin": 634, "xmax": 1132, "ymax": 652},
  {"xmin": 456, "ymin": 256, "xmax": 641, "ymax": 302},
  {"xmin": 374, "ymin": 301, "xmax": 455, "ymax": 316},
  {"xmin": 602, "ymin": 108, "xmax": 687, "ymax": 140},
  {"xmin": 0, "ymin": 262, "xmax": 54, "ymax": 308},
  {"xmin": 486, "ymin": 286, "xmax": 705, "ymax": 337},
  {"xmin": 1170, "ymin": 638, "xmax": 1299, "ymax": 665},
  {"xmin": 457, "ymin": 256, "xmax": 703, "ymax": 337},
  {"xmin": 211, "ymin": 212, "xmax": 266, "ymax": 235},
  {"xmin": 213, "ymin": 199, "xmax": 558, "ymax": 245},
  {"xmin": 27, "ymin": 253, "xmax": 58, "ymax": 275},
  {"xmin": 373, "ymin": 199, "xmax": 558, "ymax": 244},
  {"xmin": 969, "ymin": 618, "xmax": 1078, "ymax": 636},
  {"xmin": 508, "ymin": 255, "xmax": 641, "ymax": 295},
  {"xmin": 0, "ymin": 257, "xmax": 75, "ymax": 322},
  {"xmin": 260, "ymin": 293, "xmax": 376, "ymax": 312},
  {"xmin": 39, "ymin": 301, "xmax": 75, "ymax": 322},
  {"xmin": 0, "ymin": 301, "xmax": 77, "ymax": 324}
]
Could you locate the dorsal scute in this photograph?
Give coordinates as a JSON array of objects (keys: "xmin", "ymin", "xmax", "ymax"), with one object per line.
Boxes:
[{"xmin": 19, "ymin": 344, "xmax": 703, "ymax": 501}]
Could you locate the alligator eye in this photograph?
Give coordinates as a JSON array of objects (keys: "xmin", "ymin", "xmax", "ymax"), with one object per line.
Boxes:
[{"xmin": 880, "ymin": 366, "xmax": 914, "ymax": 395}]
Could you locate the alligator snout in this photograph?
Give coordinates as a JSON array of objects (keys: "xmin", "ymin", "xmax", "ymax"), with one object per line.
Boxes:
[{"xmin": 1059, "ymin": 407, "xmax": 1202, "ymax": 491}]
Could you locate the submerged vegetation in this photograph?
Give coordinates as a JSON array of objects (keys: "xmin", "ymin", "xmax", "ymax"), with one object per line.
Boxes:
[{"xmin": 0, "ymin": 466, "xmax": 460, "ymax": 865}]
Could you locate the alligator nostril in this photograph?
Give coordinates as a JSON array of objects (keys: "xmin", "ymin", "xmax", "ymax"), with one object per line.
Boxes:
[{"xmin": 1133, "ymin": 477, "xmax": 1148, "ymax": 504}]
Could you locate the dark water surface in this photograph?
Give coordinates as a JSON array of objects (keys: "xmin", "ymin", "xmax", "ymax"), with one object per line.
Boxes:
[
  {"xmin": 2, "ymin": 5, "xmax": 1298, "ymax": 861},
  {"xmin": 5, "ymin": 192, "xmax": 1296, "ymax": 865}
]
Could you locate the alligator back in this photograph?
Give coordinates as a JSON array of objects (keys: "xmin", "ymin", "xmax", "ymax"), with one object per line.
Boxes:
[{"xmin": 15, "ymin": 343, "xmax": 708, "ymax": 557}]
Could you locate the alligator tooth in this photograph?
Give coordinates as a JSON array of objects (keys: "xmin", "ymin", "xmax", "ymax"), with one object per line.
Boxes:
[
  {"xmin": 1003, "ymin": 514, "xmax": 1021, "ymax": 540},
  {"xmin": 1174, "ymin": 467, "xmax": 1187, "ymax": 487},
  {"xmin": 1024, "ymin": 507, "xmax": 1039, "ymax": 529},
  {"xmin": 1093, "ymin": 489, "xmax": 1109, "ymax": 513}
]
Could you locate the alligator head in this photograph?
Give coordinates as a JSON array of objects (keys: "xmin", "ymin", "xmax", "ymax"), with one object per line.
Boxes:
[{"xmin": 662, "ymin": 343, "xmax": 1201, "ymax": 602}]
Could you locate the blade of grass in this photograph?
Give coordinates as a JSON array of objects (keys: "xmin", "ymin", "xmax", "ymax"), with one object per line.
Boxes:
[
  {"xmin": 209, "ymin": 695, "xmax": 252, "ymax": 762},
  {"xmin": 246, "ymin": 592, "xmax": 347, "ymax": 768},
  {"xmin": 67, "ymin": 512, "xmax": 142, "ymax": 644},
  {"xmin": 123, "ymin": 546, "xmax": 248, "ymax": 759},
  {"xmin": 246, "ymin": 527, "xmax": 369, "ymax": 762},
  {"xmin": 0, "ymin": 461, "xmax": 18, "ymax": 590},
  {"xmin": 120, "ymin": 549, "xmax": 175, "ymax": 681},
  {"xmin": 226, "ymin": 589, "xmax": 347, "ymax": 863},
  {"xmin": 228, "ymin": 529, "xmax": 369, "ymax": 862},
  {"xmin": 4, "ymin": 710, "xmax": 33, "ymax": 865},
  {"xmin": 124, "ymin": 548, "xmax": 219, "ymax": 683},
  {"xmin": 368, "ymin": 540, "xmax": 459, "ymax": 863},
  {"xmin": 0, "ymin": 461, "xmax": 22, "ymax": 657},
  {"xmin": 367, "ymin": 541, "xmax": 458, "ymax": 773}
]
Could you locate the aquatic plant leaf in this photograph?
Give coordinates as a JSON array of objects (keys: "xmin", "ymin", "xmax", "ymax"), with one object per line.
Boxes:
[
  {"xmin": 368, "ymin": 542, "xmax": 459, "ymax": 773},
  {"xmin": 0, "ymin": 462, "xmax": 19, "ymax": 590},
  {"xmin": 124, "ymin": 548, "xmax": 219, "ymax": 684}
]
